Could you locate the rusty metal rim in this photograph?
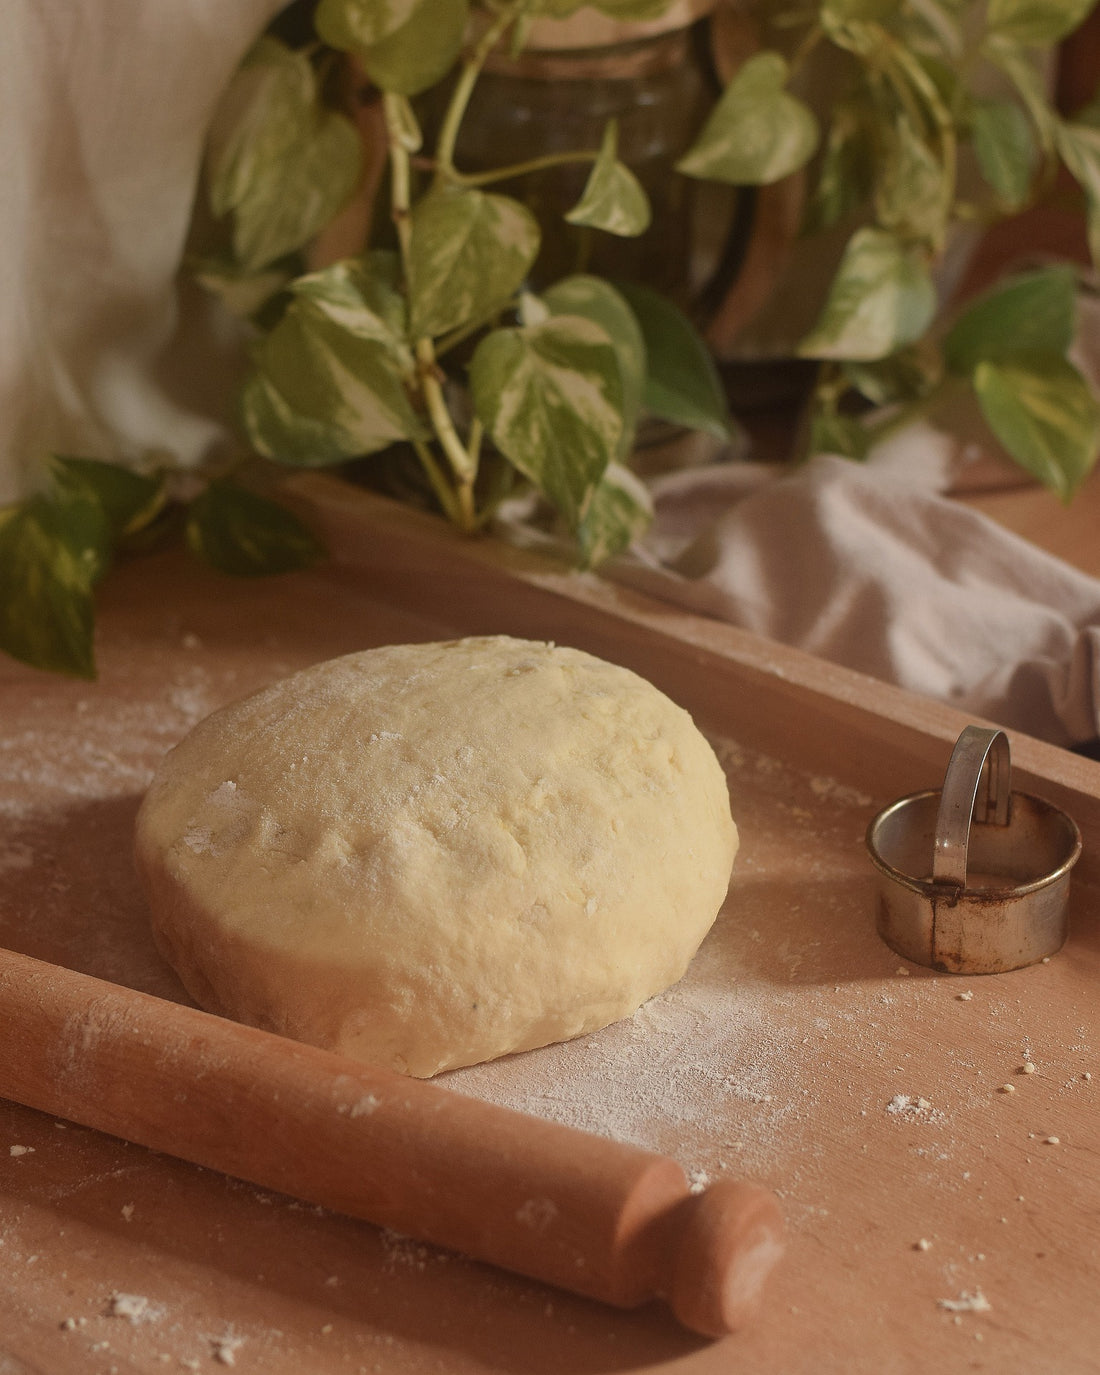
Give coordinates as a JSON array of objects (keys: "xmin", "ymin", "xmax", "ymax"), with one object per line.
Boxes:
[{"xmin": 865, "ymin": 789, "xmax": 1083, "ymax": 899}]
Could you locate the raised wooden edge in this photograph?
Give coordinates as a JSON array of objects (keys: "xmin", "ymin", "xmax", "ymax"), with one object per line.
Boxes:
[{"xmin": 287, "ymin": 472, "xmax": 1100, "ymax": 886}]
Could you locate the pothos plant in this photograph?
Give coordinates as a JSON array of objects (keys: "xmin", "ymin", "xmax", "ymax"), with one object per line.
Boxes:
[{"xmin": 4, "ymin": 0, "xmax": 1100, "ymax": 677}]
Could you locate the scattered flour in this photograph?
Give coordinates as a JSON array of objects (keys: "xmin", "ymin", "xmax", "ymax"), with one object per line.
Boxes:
[
  {"xmin": 211, "ymin": 1332, "xmax": 245, "ymax": 1366},
  {"xmin": 886, "ymin": 1095, "xmax": 934, "ymax": 1117},
  {"xmin": 108, "ymin": 1291, "xmax": 164, "ymax": 1324},
  {"xmin": 938, "ymin": 1290, "xmax": 992, "ymax": 1314}
]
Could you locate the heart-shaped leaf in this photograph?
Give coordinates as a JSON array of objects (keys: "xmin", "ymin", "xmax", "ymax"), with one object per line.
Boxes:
[
  {"xmin": 0, "ymin": 496, "xmax": 98, "ymax": 678},
  {"xmin": 590, "ymin": 0, "xmax": 679, "ymax": 16},
  {"xmin": 468, "ymin": 316, "xmax": 623, "ymax": 524},
  {"xmin": 49, "ymin": 456, "xmax": 166, "ymax": 543},
  {"xmin": 798, "ymin": 228, "xmax": 937, "ymax": 361},
  {"xmin": 874, "ymin": 110, "xmax": 948, "ymax": 244},
  {"xmin": 1056, "ymin": 121, "xmax": 1100, "ymax": 269},
  {"xmin": 613, "ymin": 280, "xmax": 734, "ymax": 441},
  {"xmin": 970, "ymin": 97, "xmax": 1037, "ymax": 208},
  {"xmin": 243, "ymin": 258, "xmax": 426, "ymax": 464},
  {"xmin": 408, "ymin": 187, "xmax": 540, "ymax": 339},
  {"xmin": 206, "ymin": 37, "xmax": 361, "ymax": 272},
  {"xmin": 802, "ymin": 101, "xmax": 875, "ymax": 234},
  {"xmin": 186, "ymin": 481, "xmax": 326, "ymax": 576},
  {"xmin": 314, "ymin": 0, "xmax": 421, "ymax": 50},
  {"xmin": 543, "ymin": 274, "xmax": 646, "ymax": 458},
  {"xmin": 973, "ymin": 355, "xmax": 1100, "ymax": 499},
  {"xmin": 944, "ymin": 265, "xmax": 1077, "ymax": 374},
  {"xmin": 986, "ymin": 0, "xmax": 1095, "ymax": 47},
  {"xmin": 290, "ymin": 253, "xmax": 411, "ymax": 354},
  {"xmin": 676, "ymin": 53, "xmax": 819, "ymax": 186},
  {"xmin": 576, "ymin": 462, "xmax": 653, "ymax": 567},
  {"xmin": 356, "ymin": 0, "xmax": 468, "ymax": 96},
  {"xmin": 565, "ymin": 121, "xmax": 651, "ymax": 237}
]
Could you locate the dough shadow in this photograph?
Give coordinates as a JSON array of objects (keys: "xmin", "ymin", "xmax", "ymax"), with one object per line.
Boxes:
[
  {"xmin": 705, "ymin": 873, "xmax": 917, "ymax": 987},
  {"xmin": 0, "ymin": 792, "xmax": 190, "ymax": 1002}
]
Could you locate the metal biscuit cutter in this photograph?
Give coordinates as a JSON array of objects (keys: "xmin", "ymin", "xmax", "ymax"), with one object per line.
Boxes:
[{"xmin": 866, "ymin": 725, "xmax": 1082, "ymax": 974}]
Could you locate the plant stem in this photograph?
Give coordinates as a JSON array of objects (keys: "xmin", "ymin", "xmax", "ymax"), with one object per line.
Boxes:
[
  {"xmin": 382, "ymin": 92, "xmax": 479, "ymax": 532},
  {"xmin": 415, "ymin": 337, "xmax": 477, "ymax": 530},
  {"xmin": 435, "ymin": 3, "xmax": 522, "ymax": 177},
  {"xmin": 452, "ymin": 149, "xmax": 599, "ymax": 188},
  {"xmin": 412, "ymin": 438, "xmax": 465, "ymax": 525},
  {"xmin": 883, "ymin": 39, "xmax": 957, "ymax": 251},
  {"xmin": 383, "ymin": 94, "xmax": 414, "ymax": 265}
]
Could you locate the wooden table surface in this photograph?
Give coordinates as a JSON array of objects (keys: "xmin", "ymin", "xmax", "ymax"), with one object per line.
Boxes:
[
  {"xmin": 1, "ymin": 474, "xmax": 1098, "ymax": 1375},
  {"xmin": 955, "ymin": 457, "xmax": 1100, "ymax": 582}
]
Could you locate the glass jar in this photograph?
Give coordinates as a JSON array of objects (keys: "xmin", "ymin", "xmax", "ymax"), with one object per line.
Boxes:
[{"xmin": 417, "ymin": 12, "xmax": 744, "ymax": 314}]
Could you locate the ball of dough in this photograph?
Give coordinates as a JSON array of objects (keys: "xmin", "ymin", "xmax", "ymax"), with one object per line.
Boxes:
[{"xmin": 135, "ymin": 636, "xmax": 738, "ymax": 1076}]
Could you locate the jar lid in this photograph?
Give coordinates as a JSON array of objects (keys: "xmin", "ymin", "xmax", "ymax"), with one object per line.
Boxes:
[{"xmin": 481, "ymin": 0, "xmax": 717, "ymax": 53}]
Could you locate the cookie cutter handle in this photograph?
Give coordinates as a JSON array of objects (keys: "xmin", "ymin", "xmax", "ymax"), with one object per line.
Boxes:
[{"xmin": 932, "ymin": 726, "xmax": 1011, "ymax": 890}]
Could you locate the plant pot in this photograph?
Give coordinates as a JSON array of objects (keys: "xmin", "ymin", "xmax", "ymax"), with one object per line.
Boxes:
[{"xmin": 414, "ymin": 1, "xmax": 747, "ymax": 314}]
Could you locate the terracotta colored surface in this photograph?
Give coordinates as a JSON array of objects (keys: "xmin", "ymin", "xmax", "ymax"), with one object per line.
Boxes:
[
  {"xmin": 0, "ymin": 944, "xmax": 784, "ymax": 1339},
  {"xmin": 960, "ymin": 460, "xmax": 1100, "ymax": 582},
  {"xmin": 2, "ymin": 480, "xmax": 1099, "ymax": 1373}
]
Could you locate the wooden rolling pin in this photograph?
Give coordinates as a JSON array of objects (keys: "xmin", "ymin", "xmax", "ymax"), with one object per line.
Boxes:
[{"xmin": 0, "ymin": 945, "xmax": 783, "ymax": 1337}]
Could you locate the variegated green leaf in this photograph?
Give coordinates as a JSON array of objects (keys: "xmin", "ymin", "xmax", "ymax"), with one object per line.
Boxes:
[
  {"xmin": 357, "ymin": 0, "xmax": 468, "ymax": 96},
  {"xmin": 802, "ymin": 102, "xmax": 875, "ymax": 234},
  {"xmin": 242, "ymin": 265, "xmax": 426, "ymax": 465},
  {"xmin": 820, "ymin": 13, "xmax": 883, "ymax": 58},
  {"xmin": 577, "ymin": 462, "xmax": 653, "ymax": 567},
  {"xmin": 191, "ymin": 256, "xmax": 291, "ymax": 318},
  {"xmin": 677, "ymin": 53, "xmax": 819, "ymax": 186},
  {"xmin": 981, "ymin": 38, "xmax": 1058, "ymax": 154},
  {"xmin": 970, "ymin": 97, "xmax": 1037, "ymax": 207},
  {"xmin": 842, "ymin": 345, "xmax": 942, "ymax": 406},
  {"xmin": 528, "ymin": 0, "xmax": 672, "ymax": 14},
  {"xmin": 874, "ymin": 110, "xmax": 948, "ymax": 244},
  {"xmin": 798, "ymin": 228, "xmax": 937, "ymax": 361},
  {"xmin": 408, "ymin": 187, "xmax": 540, "ymax": 339},
  {"xmin": 543, "ymin": 275, "xmax": 645, "ymax": 458},
  {"xmin": 974, "ymin": 356, "xmax": 1100, "ymax": 498},
  {"xmin": 290, "ymin": 253, "xmax": 411, "ymax": 357},
  {"xmin": 822, "ymin": 0, "xmax": 900, "ymax": 21},
  {"xmin": 49, "ymin": 456, "xmax": 166, "ymax": 546},
  {"xmin": 613, "ymin": 280, "xmax": 733, "ymax": 441},
  {"xmin": 590, "ymin": 0, "xmax": 679, "ymax": 17},
  {"xmin": 208, "ymin": 38, "xmax": 307, "ymax": 220},
  {"xmin": 468, "ymin": 316, "xmax": 623, "ymax": 524},
  {"xmin": 808, "ymin": 410, "xmax": 872, "ymax": 460},
  {"xmin": 986, "ymin": 0, "xmax": 1094, "ymax": 46},
  {"xmin": 242, "ymin": 374, "xmax": 365, "ymax": 467},
  {"xmin": 565, "ymin": 120, "xmax": 651, "ymax": 237},
  {"xmin": 944, "ymin": 266, "xmax": 1077, "ymax": 374},
  {"xmin": 1056, "ymin": 121, "xmax": 1100, "ymax": 269},
  {"xmin": 314, "ymin": 0, "xmax": 421, "ymax": 49},
  {"xmin": 0, "ymin": 495, "xmax": 99, "ymax": 678},
  {"xmin": 522, "ymin": 0, "xmax": 585, "ymax": 16},
  {"xmin": 185, "ymin": 481, "xmax": 325, "ymax": 576},
  {"xmin": 206, "ymin": 37, "xmax": 361, "ymax": 272}
]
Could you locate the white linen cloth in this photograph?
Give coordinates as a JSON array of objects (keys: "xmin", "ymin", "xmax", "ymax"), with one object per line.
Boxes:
[
  {"xmin": 612, "ymin": 447, "xmax": 1100, "ymax": 750},
  {"xmin": 5, "ymin": 0, "xmax": 1100, "ymax": 750},
  {"xmin": 0, "ymin": 0, "xmax": 281, "ymax": 506}
]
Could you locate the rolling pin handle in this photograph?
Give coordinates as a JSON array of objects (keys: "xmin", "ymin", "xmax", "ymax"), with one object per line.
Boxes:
[{"xmin": 658, "ymin": 1180, "xmax": 785, "ymax": 1338}]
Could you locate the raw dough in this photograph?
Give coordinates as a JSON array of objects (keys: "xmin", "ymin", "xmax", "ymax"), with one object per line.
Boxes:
[{"xmin": 135, "ymin": 636, "xmax": 738, "ymax": 1076}]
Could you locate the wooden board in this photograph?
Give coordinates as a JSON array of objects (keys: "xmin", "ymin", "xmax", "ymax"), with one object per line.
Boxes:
[{"xmin": 2, "ymin": 476, "xmax": 1098, "ymax": 1374}]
